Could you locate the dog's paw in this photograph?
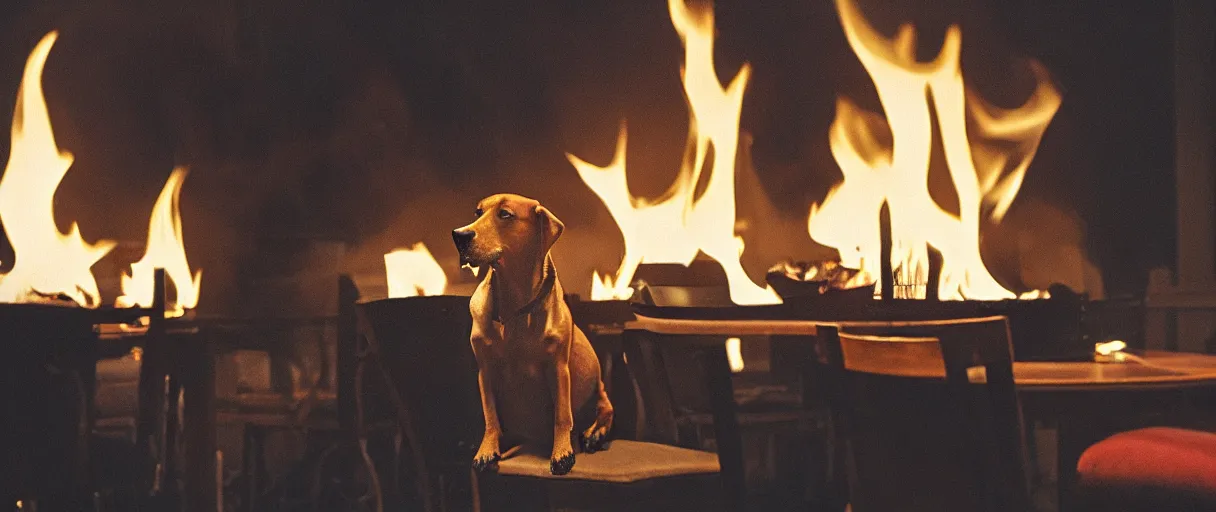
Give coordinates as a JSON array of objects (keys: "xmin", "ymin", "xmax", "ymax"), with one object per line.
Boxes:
[
  {"xmin": 549, "ymin": 450, "xmax": 576, "ymax": 475},
  {"xmin": 472, "ymin": 449, "xmax": 501, "ymax": 472},
  {"xmin": 580, "ymin": 429, "xmax": 609, "ymax": 454},
  {"xmin": 581, "ymin": 413, "xmax": 612, "ymax": 454}
]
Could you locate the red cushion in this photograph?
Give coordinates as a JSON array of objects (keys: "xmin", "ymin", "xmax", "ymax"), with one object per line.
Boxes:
[{"xmin": 1078, "ymin": 427, "xmax": 1216, "ymax": 495}]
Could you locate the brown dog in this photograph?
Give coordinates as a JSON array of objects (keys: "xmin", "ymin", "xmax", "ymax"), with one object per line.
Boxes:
[{"xmin": 452, "ymin": 193, "xmax": 613, "ymax": 475}]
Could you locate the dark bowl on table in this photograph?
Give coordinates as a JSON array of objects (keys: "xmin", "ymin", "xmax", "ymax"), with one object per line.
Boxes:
[{"xmin": 765, "ymin": 269, "xmax": 876, "ymax": 305}]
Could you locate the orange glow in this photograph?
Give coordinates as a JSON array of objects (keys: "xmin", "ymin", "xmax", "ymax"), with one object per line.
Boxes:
[
  {"xmin": 385, "ymin": 242, "xmax": 447, "ymax": 297},
  {"xmin": 116, "ymin": 167, "xmax": 202, "ymax": 317},
  {"xmin": 1094, "ymin": 339, "xmax": 1127, "ymax": 357},
  {"xmin": 808, "ymin": 0, "xmax": 1061, "ymax": 300},
  {"xmin": 725, "ymin": 337, "xmax": 744, "ymax": 372},
  {"xmin": 0, "ymin": 32, "xmax": 115, "ymax": 307},
  {"xmin": 569, "ymin": 0, "xmax": 780, "ymax": 305}
]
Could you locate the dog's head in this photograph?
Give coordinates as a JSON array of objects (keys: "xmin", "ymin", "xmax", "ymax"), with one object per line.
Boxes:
[{"xmin": 452, "ymin": 193, "xmax": 564, "ymax": 270}]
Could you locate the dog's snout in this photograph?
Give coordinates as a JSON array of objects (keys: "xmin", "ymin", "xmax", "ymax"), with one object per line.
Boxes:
[{"xmin": 452, "ymin": 229, "xmax": 475, "ymax": 252}]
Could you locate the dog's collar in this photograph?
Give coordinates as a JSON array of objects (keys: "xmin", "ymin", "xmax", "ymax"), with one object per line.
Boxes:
[{"xmin": 492, "ymin": 256, "xmax": 557, "ymax": 322}]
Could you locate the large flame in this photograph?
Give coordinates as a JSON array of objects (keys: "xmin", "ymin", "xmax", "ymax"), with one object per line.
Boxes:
[
  {"xmin": 808, "ymin": 0, "xmax": 1061, "ymax": 300},
  {"xmin": 116, "ymin": 167, "xmax": 202, "ymax": 317},
  {"xmin": 385, "ymin": 242, "xmax": 447, "ymax": 298},
  {"xmin": 569, "ymin": 0, "xmax": 780, "ymax": 305},
  {"xmin": 0, "ymin": 31, "xmax": 115, "ymax": 307}
]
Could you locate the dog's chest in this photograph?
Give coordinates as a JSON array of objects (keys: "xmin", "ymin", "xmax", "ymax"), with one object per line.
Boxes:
[{"xmin": 484, "ymin": 314, "xmax": 554, "ymax": 362}]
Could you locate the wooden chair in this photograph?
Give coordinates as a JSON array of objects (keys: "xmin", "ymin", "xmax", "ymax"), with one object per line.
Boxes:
[
  {"xmin": 355, "ymin": 297, "xmax": 723, "ymax": 512},
  {"xmin": 810, "ymin": 316, "xmax": 1032, "ymax": 512}
]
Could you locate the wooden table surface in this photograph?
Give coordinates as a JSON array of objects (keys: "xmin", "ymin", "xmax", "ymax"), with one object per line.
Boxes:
[
  {"xmin": 625, "ymin": 314, "xmax": 1216, "ymax": 389},
  {"xmin": 623, "ymin": 315, "xmax": 824, "ymax": 336},
  {"xmin": 1014, "ymin": 351, "xmax": 1216, "ymax": 390}
]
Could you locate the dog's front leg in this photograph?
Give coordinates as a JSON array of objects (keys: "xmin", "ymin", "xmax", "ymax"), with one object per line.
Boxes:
[
  {"xmin": 471, "ymin": 334, "xmax": 502, "ymax": 472},
  {"xmin": 546, "ymin": 336, "xmax": 576, "ymax": 475}
]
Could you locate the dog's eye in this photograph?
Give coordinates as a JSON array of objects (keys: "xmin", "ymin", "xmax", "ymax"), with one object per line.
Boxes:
[
  {"xmin": 497, "ymin": 209, "xmax": 514, "ymax": 220},
  {"xmin": 475, "ymin": 208, "xmax": 483, "ymax": 218}
]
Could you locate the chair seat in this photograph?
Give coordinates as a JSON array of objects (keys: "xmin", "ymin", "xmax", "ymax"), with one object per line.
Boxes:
[
  {"xmin": 496, "ymin": 440, "xmax": 721, "ymax": 483},
  {"xmin": 1078, "ymin": 427, "xmax": 1216, "ymax": 495}
]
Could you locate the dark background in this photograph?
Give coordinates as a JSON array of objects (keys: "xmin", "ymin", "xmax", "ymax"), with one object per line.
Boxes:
[{"xmin": 0, "ymin": 0, "xmax": 1175, "ymax": 311}]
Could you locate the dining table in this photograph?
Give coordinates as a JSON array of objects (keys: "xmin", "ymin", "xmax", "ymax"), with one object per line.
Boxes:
[
  {"xmin": 620, "ymin": 314, "xmax": 1216, "ymax": 511},
  {"xmin": 1012, "ymin": 350, "xmax": 1216, "ymax": 510}
]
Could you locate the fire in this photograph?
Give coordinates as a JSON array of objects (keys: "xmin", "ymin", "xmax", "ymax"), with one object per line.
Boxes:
[
  {"xmin": 808, "ymin": 0, "xmax": 1062, "ymax": 300},
  {"xmin": 0, "ymin": 32, "xmax": 115, "ymax": 307},
  {"xmin": 116, "ymin": 167, "xmax": 202, "ymax": 317},
  {"xmin": 384, "ymin": 242, "xmax": 447, "ymax": 298},
  {"xmin": 0, "ymin": 32, "xmax": 202, "ymax": 314},
  {"xmin": 725, "ymin": 337, "xmax": 744, "ymax": 373},
  {"xmin": 569, "ymin": 0, "xmax": 780, "ymax": 305}
]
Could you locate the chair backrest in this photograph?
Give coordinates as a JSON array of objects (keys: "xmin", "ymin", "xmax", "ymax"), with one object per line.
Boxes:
[
  {"xmin": 565, "ymin": 299, "xmax": 642, "ymax": 442},
  {"xmin": 812, "ymin": 316, "xmax": 1030, "ymax": 512},
  {"xmin": 355, "ymin": 297, "xmax": 483, "ymax": 473}
]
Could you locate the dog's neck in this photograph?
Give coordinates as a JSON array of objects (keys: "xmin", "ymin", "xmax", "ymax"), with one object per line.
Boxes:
[{"xmin": 491, "ymin": 253, "xmax": 555, "ymax": 322}]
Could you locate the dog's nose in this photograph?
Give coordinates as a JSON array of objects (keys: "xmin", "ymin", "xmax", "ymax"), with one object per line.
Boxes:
[{"xmin": 452, "ymin": 229, "xmax": 475, "ymax": 252}]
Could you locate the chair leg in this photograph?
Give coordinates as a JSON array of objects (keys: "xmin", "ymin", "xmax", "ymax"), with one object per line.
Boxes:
[
  {"xmin": 242, "ymin": 425, "xmax": 265, "ymax": 512},
  {"xmin": 469, "ymin": 468, "xmax": 481, "ymax": 512}
]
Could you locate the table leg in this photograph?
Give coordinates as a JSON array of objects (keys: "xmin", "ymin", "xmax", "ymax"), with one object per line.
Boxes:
[
  {"xmin": 182, "ymin": 335, "xmax": 217, "ymax": 512},
  {"xmin": 703, "ymin": 344, "xmax": 746, "ymax": 512},
  {"xmin": 1055, "ymin": 417, "xmax": 1094, "ymax": 512}
]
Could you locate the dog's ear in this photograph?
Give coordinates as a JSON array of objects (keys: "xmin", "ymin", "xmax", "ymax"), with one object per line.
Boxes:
[{"xmin": 534, "ymin": 205, "xmax": 564, "ymax": 255}]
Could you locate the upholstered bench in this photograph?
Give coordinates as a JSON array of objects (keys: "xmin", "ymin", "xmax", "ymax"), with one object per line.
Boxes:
[{"xmin": 1077, "ymin": 427, "xmax": 1216, "ymax": 511}]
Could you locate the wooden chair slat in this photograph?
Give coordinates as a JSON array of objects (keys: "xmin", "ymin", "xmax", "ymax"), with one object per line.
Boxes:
[{"xmin": 812, "ymin": 315, "xmax": 1032, "ymax": 512}]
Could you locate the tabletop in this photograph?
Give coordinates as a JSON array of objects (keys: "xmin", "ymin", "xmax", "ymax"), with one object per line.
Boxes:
[
  {"xmin": 1013, "ymin": 351, "xmax": 1216, "ymax": 390},
  {"xmin": 623, "ymin": 315, "xmax": 822, "ymax": 336},
  {"xmin": 623, "ymin": 314, "xmax": 1216, "ymax": 390}
]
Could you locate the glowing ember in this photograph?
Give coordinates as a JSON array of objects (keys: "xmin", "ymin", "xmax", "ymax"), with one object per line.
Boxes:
[
  {"xmin": 116, "ymin": 167, "xmax": 202, "ymax": 317},
  {"xmin": 385, "ymin": 242, "xmax": 447, "ymax": 298},
  {"xmin": 770, "ymin": 260, "xmax": 875, "ymax": 293},
  {"xmin": 0, "ymin": 31, "xmax": 115, "ymax": 307},
  {"xmin": 569, "ymin": 0, "xmax": 780, "ymax": 305},
  {"xmin": 808, "ymin": 0, "xmax": 1061, "ymax": 300}
]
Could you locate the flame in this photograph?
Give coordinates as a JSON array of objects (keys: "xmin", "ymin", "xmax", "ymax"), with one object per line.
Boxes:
[
  {"xmin": 725, "ymin": 337, "xmax": 744, "ymax": 373},
  {"xmin": 569, "ymin": 0, "xmax": 780, "ymax": 305},
  {"xmin": 116, "ymin": 167, "xmax": 202, "ymax": 317},
  {"xmin": 385, "ymin": 242, "xmax": 447, "ymax": 298},
  {"xmin": 808, "ymin": 0, "xmax": 1061, "ymax": 300},
  {"xmin": 1094, "ymin": 339, "xmax": 1127, "ymax": 357},
  {"xmin": 0, "ymin": 31, "xmax": 115, "ymax": 307}
]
